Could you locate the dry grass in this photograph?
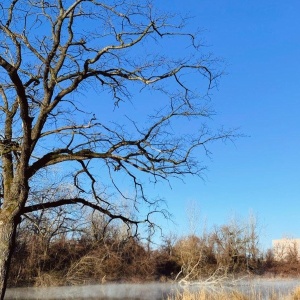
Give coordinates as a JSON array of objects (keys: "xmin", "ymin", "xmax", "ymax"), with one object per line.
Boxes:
[
  {"xmin": 168, "ymin": 289, "xmax": 249, "ymax": 300},
  {"xmin": 33, "ymin": 272, "xmax": 63, "ymax": 287},
  {"xmin": 291, "ymin": 286, "xmax": 300, "ymax": 300},
  {"xmin": 167, "ymin": 285, "xmax": 300, "ymax": 300}
]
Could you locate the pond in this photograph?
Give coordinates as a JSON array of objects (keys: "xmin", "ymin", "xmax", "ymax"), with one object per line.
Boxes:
[
  {"xmin": 5, "ymin": 283, "xmax": 174, "ymax": 300},
  {"xmin": 5, "ymin": 278, "xmax": 300, "ymax": 300}
]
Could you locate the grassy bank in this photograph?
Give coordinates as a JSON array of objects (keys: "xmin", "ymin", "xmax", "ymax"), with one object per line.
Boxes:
[{"xmin": 167, "ymin": 286, "xmax": 300, "ymax": 300}]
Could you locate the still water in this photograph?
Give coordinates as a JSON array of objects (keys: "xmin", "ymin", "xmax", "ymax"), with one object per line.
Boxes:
[
  {"xmin": 5, "ymin": 278, "xmax": 300, "ymax": 299},
  {"xmin": 5, "ymin": 283, "xmax": 174, "ymax": 300}
]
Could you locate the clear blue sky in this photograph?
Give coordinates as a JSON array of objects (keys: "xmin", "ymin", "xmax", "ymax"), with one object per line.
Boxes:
[
  {"xmin": 76, "ymin": 1, "xmax": 299, "ymax": 250},
  {"xmin": 146, "ymin": 0, "xmax": 300, "ymax": 249}
]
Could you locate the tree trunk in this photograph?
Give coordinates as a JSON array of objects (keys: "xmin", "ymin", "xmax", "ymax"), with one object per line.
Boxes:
[{"xmin": 0, "ymin": 217, "xmax": 17, "ymax": 300}]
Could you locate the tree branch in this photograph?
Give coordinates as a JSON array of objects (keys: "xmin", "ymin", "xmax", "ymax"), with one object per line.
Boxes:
[{"xmin": 22, "ymin": 197, "xmax": 144, "ymax": 226}]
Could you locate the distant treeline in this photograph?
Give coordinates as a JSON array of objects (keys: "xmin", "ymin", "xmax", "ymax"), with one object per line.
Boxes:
[{"xmin": 8, "ymin": 211, "xmax": 300, "ymax": 287}]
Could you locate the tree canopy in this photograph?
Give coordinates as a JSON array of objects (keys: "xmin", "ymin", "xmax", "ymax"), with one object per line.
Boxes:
[{"xmin": 0, "ymin": 1, "xmax": 233, "ymax": 297}]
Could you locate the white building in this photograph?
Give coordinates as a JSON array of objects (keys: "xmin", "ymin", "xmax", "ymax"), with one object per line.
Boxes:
[{"xmin": 272, "ymin": 238, "xmax": 300, "ymax": 261}]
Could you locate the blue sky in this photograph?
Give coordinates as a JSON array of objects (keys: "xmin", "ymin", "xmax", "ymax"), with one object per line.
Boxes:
[
  {"xmin": 40, "ymin": 1, "xmax": 300, "ymax": 250},
  {"xmin": 147, "ymin": 1, "xmax": 300, "ymax": 249}
]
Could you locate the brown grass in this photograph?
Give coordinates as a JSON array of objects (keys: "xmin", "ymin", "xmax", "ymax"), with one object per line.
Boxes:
[
  {"xmin": 167, "ymin": 286, "xmax": 300, "ymax": 300},
  {"xmin": 168, "ymin": 289, "xmax": 248, "ymax": 300},
  {"xmin": 291, "ymin": 286, "xmax": 300, "ymax": 300}
]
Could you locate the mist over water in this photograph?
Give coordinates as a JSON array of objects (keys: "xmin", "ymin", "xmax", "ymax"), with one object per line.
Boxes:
[
  {"xmin": 5, "ymin": 279, "xmax": 300, "ymax": 299},
  {"xmin": 5, "ymin": 283, "xmax": 176, "ymax": 300}
]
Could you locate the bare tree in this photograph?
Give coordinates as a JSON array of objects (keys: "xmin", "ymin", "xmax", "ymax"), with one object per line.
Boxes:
[
  {"xmin": 212, "ymin": 216, "xmax": 261, "ymax": 273},
  {"xmin": 0, "ymin": 0, "xmax": 233, "ymax": 297}
]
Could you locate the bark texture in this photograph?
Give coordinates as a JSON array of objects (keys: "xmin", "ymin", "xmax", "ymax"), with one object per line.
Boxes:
[{"xmin": 0, "ymin": 217, "xmax": 17, "ymax": 300}]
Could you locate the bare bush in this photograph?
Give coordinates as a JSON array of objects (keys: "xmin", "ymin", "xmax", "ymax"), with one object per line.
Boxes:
[
  {"xmin": 174, "ymin": 235, "xmax": 216, "ymax": 281},
  {"xmin": 212, "ymin": 217, "xmax": 261, "ymax": 273}
]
